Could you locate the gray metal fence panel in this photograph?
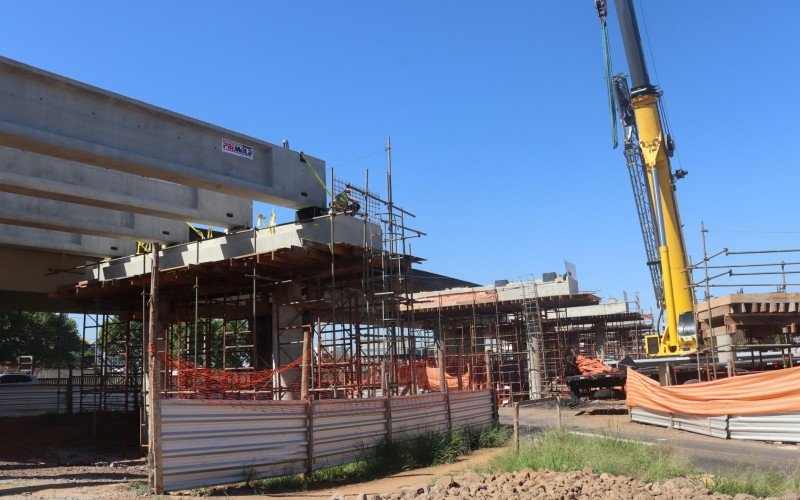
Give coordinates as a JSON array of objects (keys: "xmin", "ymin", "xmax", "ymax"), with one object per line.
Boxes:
[
  {"xmin": 630, "ymin": 407, "xmax": 671, "ymax": 428},
  {"xmin": 160, "ymin": 399, "xmax": 308, "ymax": 492},
  {"xmin": 312, "ymin": 398, "xmax": 387, "ymax": 469},
  {"xmin": 672, "ymin": 414, "xmax": 728, "ymax": 439},
  {"xmin": 158, "ymin": 390, "xmax": 496, "ymax": 492},
  {"xmin": 0, "ymin": 385, "xmax": 66, "ymax": 417},
  {"xmin": 449, "ymin": 390, "xmax": 494, "ymax": 430},
  {"xmin": 390, "ymin": 393, "xmax": 449, "ymax": 440},
  {"xmin": 728, "ymin": 413, "xmax": 800, "ymax": 443}
]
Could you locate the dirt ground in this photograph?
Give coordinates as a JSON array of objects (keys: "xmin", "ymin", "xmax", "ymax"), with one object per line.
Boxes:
[{"xmin": 0, "ymin": 413, "xmax": 147, "ymax": 499}]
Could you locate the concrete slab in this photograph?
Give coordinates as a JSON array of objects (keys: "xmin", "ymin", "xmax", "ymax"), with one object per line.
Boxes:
[
  {"xmin": 87, "ymin": 215, "xmax": 377, "ymax": 281},
  {"xmin": 0, "ymin": 145, "xmax": 251, "ymax": 228},
  {"xmin": 0, "ymin": 56, "xmax": 326, "ymax": 208},
  {"xmin": 0, "ymin": 224, "xmax": 136, "ymax": 257},
  {"xmin": 557, "ymin": 299, "xmax": 630, "ymax": 319},
  {"xmin": 413, "ymin": 277, "xmax": 580, "ymax": 311},
  {"xmin": 0, "ymin": 192, "xmax": 190, "ymax": 242}
]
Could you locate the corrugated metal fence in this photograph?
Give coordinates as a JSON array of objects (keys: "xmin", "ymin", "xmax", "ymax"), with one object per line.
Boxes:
[
  {"xmin": 630, "ymin": 407, "xmax": 800, "ymax": 442},
  {"xmin": 0, "ymin": 379, "xmax": 140, "ymax": 417},
  {"xmin": 160, "ymin": 389, "xmax": 496, "ymax": 492}
]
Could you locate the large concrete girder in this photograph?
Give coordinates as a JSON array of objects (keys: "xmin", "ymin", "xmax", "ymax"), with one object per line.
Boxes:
[
  {"xmin": 0, "ymin": 145, "xmax": 251, "ymax": 228},
  {"xmin": 0, "ymin": 246, "xmax": 92, "ymax": 312},
  {"xmin": 89, "ymin": 215, "xmax": 377, "ymax": 281},
  {"xmin": 0, "ymin": 224, "xmax": 136, "ymax": 257},
  {"xmin": 0, "ymin": 192, "xmax": 190, "ymax": 242},
  {"xmin": 0, "ymin": 56, "xmax": 326, "ymax": 209}
]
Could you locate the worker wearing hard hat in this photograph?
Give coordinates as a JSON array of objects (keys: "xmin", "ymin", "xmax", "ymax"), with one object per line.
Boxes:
[
  {"xmin": 563, "ymin": 349, "xmax": 582, "ymax": 407},
  {"xmin": 333, "ymin": 188, "xmax": 360, "ymax": 215}
]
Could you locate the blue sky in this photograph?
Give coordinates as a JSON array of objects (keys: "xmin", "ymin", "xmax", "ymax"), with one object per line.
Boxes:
[{"xmin": 2, "ymin": 1, "xmax": 800, "ymax": 317}]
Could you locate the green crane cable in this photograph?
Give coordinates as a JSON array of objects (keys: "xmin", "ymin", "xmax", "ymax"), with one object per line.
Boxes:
[{"xmin": 601, "ymin": 21, "xmax": 618, "ymax": 150}]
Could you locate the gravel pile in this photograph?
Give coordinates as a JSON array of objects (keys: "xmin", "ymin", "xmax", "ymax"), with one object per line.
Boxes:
[{"xmin": 361, "ymin": 468, "xmax": 796, "ymax": 500}]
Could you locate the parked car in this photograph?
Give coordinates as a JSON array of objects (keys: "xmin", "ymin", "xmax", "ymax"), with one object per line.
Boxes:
[{"xmin": 0, "ymin": 373, "xmax": 39, "ymax": 384}]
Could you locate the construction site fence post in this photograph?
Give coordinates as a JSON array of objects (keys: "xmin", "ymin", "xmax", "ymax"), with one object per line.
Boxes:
[
  {"xmin": 555, "ymin": 395, "xmax": 562, "ymax": 429},
  {"xmin": 384, "ymin": 396, "xmax": 393, "ymax": 444},
  {"xmin": 513, "ymin": 402, "xmax": 520, "ymax": 454},
  {"xmin": 445, "ymin": 390, "xmax": 453, "ymax": 434},
  {"xmin": 147, "ymin": 243, "xmax": 164, "ymax": 495},
  {"xmin": 66, "ymin": 365, "xmax": 73, "ymax": 415},
  {"xmin": 490, "ymin": 388, "xmax": 499, "ymax": 425},
  {"xmin": 305, "ymin": 399, "xmax": 314, "ymax": 480}
]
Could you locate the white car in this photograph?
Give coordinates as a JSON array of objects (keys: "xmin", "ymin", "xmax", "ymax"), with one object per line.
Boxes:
[{"xmin": 0, "ymin": 373, "xmax": 39, "ymax": 385}]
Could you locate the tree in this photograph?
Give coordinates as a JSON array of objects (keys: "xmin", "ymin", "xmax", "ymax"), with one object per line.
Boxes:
[{"xmin": 0, "ymin": 312, "xmax": 83, "ymax": 368}]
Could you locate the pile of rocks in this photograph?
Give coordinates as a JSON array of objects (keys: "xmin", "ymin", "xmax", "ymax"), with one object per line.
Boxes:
[{"xmin": 359, "ymin": 468, "xmax": 788, "ymax": 500}]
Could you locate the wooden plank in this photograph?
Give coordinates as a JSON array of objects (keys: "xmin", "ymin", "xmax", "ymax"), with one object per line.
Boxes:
[{"xmin": 147, "ymin": 243, "xmax": 164, "ymax": 494}]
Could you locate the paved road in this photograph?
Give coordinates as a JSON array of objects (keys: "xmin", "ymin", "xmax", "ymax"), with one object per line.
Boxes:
[{"xmin": 499, "ymin": 404, "xmax": 800, "ymax": 473}]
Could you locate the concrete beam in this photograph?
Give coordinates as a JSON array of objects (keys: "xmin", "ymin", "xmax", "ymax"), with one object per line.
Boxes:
[
  {"xmin": 0, "ymin": 245, "xmax": 92, "ymax": 312},
  {"xmin": 0, "ymin": 192, "xmax": 190, "ymax": 242},
  {"xmin": 89, "ymin": 215, "xmax": 377, "ymax": 281},
  {"xmin": 0, "ymin": 224, "xmax": 136, "ymax": 257},
  {"xmin": 0, "ymin": 145, "xmax": 251, "ymax": 228},
  {"xmin": 0, "ymin": 56, "xmax": 326, "ymax": 208}
]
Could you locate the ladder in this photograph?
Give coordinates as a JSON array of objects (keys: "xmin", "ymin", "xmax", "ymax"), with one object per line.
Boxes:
[{"xmin": 521, "ymin": 281, "xmax": 544, "ymax": 399}]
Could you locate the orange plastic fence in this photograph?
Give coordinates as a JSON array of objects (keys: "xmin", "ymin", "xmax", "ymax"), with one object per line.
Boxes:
[
  {"xmin": 398, "ymin": 364, "xmax": 472, "ymax": 391},
  {"xmin": 167, "ymin": 355, "xmax": 303, "ymax": 399},
  {"xmin": 626, "ymin": 365, "xmax": 800, "ymax": 417}
]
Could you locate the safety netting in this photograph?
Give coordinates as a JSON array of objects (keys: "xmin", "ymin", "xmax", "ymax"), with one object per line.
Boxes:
[
  {"xmin": 164, "ymin": 355, "xmax": 303, "ymax": 400},
  {"xmin": 161, "ymin": 354, "xmax": 486, "ymax": 400},
  {"xmin": 626, "ymin": 365, "xmax": 800, "ymax": 416}
]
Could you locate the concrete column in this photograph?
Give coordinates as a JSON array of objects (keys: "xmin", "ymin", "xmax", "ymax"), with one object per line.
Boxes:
[
  {"xmin": 594, "ymin": 323, "xmax": 607, "ymax": 359},
  {"xmin": 715, "ymin": 333, "xmax": 735, "ymax": 365},
  {"xmin": 272, "ymin": 283, "xmax": 304, "ymax": 399}
]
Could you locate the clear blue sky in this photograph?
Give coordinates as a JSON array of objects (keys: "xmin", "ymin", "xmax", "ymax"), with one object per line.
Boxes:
[{"xmin": 2, "ymin": 1, "xmax": 800, "ymax": 317}]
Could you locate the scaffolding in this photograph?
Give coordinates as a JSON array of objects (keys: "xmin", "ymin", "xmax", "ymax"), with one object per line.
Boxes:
[{"xmin": 54, "ymin": 140, "xmax": 462, "ymax": 407}]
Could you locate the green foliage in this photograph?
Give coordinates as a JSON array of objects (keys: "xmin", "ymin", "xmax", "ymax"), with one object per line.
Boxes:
[
  {"xmin": 707, "ymin": 466, "xmax": 800, "ymax": 498},
  {"xmin": 490, "ymin": 430, "xmax": 693, "ymax": 483},
  {"xmin": 0, "ymin": 311, "xmax": 83, "ymax": 367},
  {"xmin": 130, "ymin": 481, "xmax": 150, "ymax": 496},
  {"xmin": 252, "ymin": 425, "xmax": 510, "ymax": 494}
]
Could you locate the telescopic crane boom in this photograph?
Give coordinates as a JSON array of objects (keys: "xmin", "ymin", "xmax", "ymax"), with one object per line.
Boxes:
[{"xmin": 604, "ymin": 0, "xmax": 698, "ymax": 356}]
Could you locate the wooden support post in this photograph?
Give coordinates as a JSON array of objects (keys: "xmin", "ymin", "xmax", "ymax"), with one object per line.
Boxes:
[
  {"xmin": 485, "ymin": 351, "xmax": 499, "ymax": 424},
  {"xmin": 490, "ymin": 388, "xmax": 499, "ymax": 425},
  {"xmin": 484, "ymin": 351, "xmax": 492, "ymax": 390},
  {"xmin": 300, "ymin": 326, "xmax": 311, "ymax": 400},
  {"xmin": 556, "ymin": 395, "xmax": 562, "ymax": 429},
  {"xmin": 513, "ymin": 402, "xmax": 520, "ymax": 454},
  {"xmin": 305, "ymin": 399, "xmax": 314, "ymax": 479},
  {"xmin": 438, "ymin": 343, "xmax": 447, "ymax": 393},
  {"xmin": 443, "ymin": 389, "xmax": 452, "ymax": 434},
  {"xmin": 66, "ymin": 365, "xmax": 73, "ymax": 415},
  {"xmin": 457, "ymin": 329, "xmax": 464, "ymax": 391},
  {"xmin": 146, "ymin": 243, "xmax": 164, "ymax": 494},
  {"xmin": 382, "ymin": 360, "xmax": 393, "ymax": 443}
]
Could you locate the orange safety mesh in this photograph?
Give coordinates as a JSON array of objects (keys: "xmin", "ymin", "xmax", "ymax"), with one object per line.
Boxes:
[
  {"xmin": 396, "ymin": 362, "xmax": 472, "ymax": 391},
  {"xmin": 626, "ymin": 365, "xmax": 800, "ymax": 416},
  {"xmin": 164, "ymin": 355, "xmax": 303, "ymax": 400}
]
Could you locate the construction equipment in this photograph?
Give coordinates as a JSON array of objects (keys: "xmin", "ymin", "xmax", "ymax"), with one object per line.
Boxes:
[{"xmin": 597, "ymin": 0, "xmax": 697, "ymax": 356}]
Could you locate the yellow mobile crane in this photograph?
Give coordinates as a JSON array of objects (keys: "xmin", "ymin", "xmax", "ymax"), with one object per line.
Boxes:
[{"xmin": 597, "ymin": 0, "xmax": 697, "ymax": 356}]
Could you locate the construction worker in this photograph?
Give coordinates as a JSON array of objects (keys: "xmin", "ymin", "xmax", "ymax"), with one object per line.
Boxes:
[
  {"xmin": 563, "ymin": 348, "xmax": 582, "ymax": 407},
  {"xmin": 333, "ymin": 188, "xmax": 360, "ymax": 215}
]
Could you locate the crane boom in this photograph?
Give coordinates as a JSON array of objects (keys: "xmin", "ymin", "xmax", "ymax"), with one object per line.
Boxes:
[
  {"xmin": 611, "ymin": 0, "xmax": 697, "ymax": 355},
  {"xmin": 613, "ymin": 75, "xmax": 664, "ymax": 311}
]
